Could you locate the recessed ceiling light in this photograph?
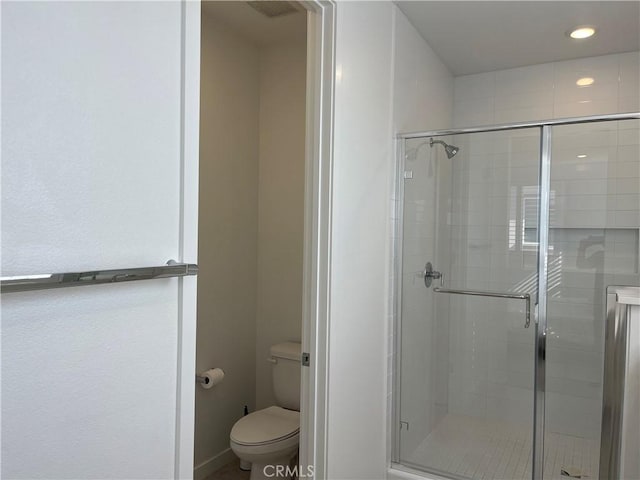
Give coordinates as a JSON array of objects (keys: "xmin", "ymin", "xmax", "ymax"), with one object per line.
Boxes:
[
  {"xmin": 577, "ymin": 154, "xmax": 587, "ymax": 158},
  {"xmin": 568, "ymin": 26, "xmax": 596, "ymax": 39},
  {"xmin": 576, "ymin": 77, "xmax": 595, "ymax": 86}
]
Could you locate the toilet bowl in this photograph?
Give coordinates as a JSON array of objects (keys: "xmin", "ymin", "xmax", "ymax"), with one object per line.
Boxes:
[
  {"xmin": 230, "ymin": 406, "xmax": 299, "ymax": 480},
  {"xmin": 230, "ymin": 342, "xmax": 301, "ymax": 480}
]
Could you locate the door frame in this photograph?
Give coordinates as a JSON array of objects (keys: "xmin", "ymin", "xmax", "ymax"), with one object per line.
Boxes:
[
  {"xmin": 180, "ymin": 1, "xmax": 336, "ymax": 478},
  {"xmin": 298, "ymin": 2, "xmax": 336, "ymax": 478},
  {"xmin": 177, "ymin": 1, "xmax": 201, "ymax": 478}
]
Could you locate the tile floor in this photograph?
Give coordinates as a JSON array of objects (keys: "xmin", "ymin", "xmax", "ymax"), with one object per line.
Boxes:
[{"xmin": 403, "ymin": 414, "xmax": 598, "ymax": 479}]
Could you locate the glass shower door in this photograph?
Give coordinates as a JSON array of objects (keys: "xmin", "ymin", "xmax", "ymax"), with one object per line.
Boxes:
[
  {"xmin": 397, "ymin": 127, "xmax": 541, "ymax": 478},
  {"xmin": 542, "ymin": 118, "xmax": 640, "ymax": 479}
]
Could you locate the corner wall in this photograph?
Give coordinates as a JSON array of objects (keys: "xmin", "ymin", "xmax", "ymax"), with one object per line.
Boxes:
[
  {"xmin": 196, "ymin": 11, "xmax": 260, "ymax": 474},
  {"xmin": 327, "ymin": 3, "xmax": 396, "ymax": 477},
  {"xmin": 326, "ymin": 2, "xmax": 454, "ymax": 477},
  {"xmin": 255, "ymin": 41, "xmax": 307, "ymax": 410},
  {"xmin": 392, "ymin": 5, "xmax": 454, "ymax": 460}
]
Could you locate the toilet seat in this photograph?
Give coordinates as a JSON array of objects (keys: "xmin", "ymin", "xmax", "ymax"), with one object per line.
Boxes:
[{"xmin": 230, "ymin": 406, "xmax": 300, "ymax": 446}]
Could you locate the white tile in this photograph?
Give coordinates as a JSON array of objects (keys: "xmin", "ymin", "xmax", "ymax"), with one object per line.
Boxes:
[
  {"xmin": 618, "ymin": 51, "xmax": 640, "ymax": 99},
  {"xmin": 495, "ymin": 105, "xmax": 553, "ymax": 123},
  {"xmin": 611, "ymin": 161, "xmax": 640, "ymax": 179},
  {"xmin": 617, "ymin": 118, "xmax": 640, "ymax": 131},
  {"xmin": 616, "ymin": 194, "xmax": 640, "ymax": 210},
  {"xmin": 615, "ymin": 210, "xmax": 640, "ymax": 227},
  {"xmin": 554, "ymin": 81, "xmax": 618, "ymax": 104},
  {"xmin": 617, "ymin": 145, "xmax": 640, "ymax": 163},
  {"xmin": 550, "ymin": 178, "xmax": 615, "ymax": 196},
  {"xmin": 553, "ymin": 54, "xmax": 620, "ymax": 87},
  {"xmin": 494, "ymin": 88, "xmax": 554, "ymax": 110},
  {"xmin": 552, "ymin": 160, "xmax": 608, "ymax": 181},
  {"xmin": 454, "ymin": 71, "xmax": 496, "ymax": 103},
  {"xmin": 495, "ymin": 62, "xmax": 555, "ymax": 95},
  {"xmin": 552, "ymin": 128, "xmax": 618, "ymax": 149},
  {"xmin": 619, "ymin": 94, "xmax": 640, "ymax": 112},
  {"xmin": 509, "ymin": 134, "xmax": 542, "ymax": 153},
  {"xmin": 551, "ymin": 210, "xmax": 609, "ymax": 228},
  {"xmin": 404, "ymin": 413, "xmax": 598, "ymax": 479},
  {"xmin": 617, "ymin": 178, "xmax": 640, "ymax": 194},
  {"xmin": 453, "ymin": 96, "xmax": 494, "ymax": 127},
  {"xmin": 553, "ymin": 147, "xmax": 616, "ymax": 169},
  {"xmin": 618, "ymin": 127, "xmax": 640, "ymax": 146},
  {"xmin": 545, "ymin": 391, "xmax": 602, "ymax": 438},
  {"xmin": 555, "ymin": 120, "xmax": 618, "ymax": 136},
  {"xmin": 554, "ymin": 98, "xmax": 620, "ymax": 118},
  {"xmin": 554, "ymin": 195, "xmax": 608, "ymax": 211}
]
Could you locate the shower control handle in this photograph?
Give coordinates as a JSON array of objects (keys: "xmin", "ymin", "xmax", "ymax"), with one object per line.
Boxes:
[{"xmin": 423, "ymin": 262, "xmax": 443, "ymax": 288}]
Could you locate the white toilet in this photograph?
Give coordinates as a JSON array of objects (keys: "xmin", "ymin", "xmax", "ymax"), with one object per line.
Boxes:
[{"xmin": 230, "ymin": 342, "xmax": 301, "ymax": 480}]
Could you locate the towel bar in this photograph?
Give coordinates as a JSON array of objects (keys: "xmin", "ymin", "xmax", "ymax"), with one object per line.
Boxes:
[
  {"xmin": 433, "ymin": 286, "xmax": 531, "ymax": 328},
  {"xmin": 0, "ymin": 259, "xmax": 198, "ymax": 293}
]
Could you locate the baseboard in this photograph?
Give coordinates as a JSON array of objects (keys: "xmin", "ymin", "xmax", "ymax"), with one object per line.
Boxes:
[{"xmin": 194, "ymin": 448, "xmax": 237, "ymax": 480}]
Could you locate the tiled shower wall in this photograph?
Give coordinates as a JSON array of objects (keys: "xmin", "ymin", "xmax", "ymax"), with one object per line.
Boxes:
[
  {"xmin": 447, "ymin": 51, "xmax": 640, "ymax": 441},
  {"xmin": 453, "ymin": 52, "xmax": 639, "ymax": 127}
]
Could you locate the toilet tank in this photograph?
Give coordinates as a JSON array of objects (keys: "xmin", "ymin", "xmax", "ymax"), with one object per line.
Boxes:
[{"xmin": 270, "ymin": 342, "xmax": 301, "ymax": 411}]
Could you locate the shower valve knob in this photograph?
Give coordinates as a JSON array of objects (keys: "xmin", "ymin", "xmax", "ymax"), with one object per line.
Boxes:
[{"xmin": 423, "ymin": 262, "xmax": 443, "ymax": 288}]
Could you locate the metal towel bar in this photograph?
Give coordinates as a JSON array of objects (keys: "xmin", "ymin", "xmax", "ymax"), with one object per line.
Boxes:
[
  {"xmin": 433, "ymin": 287, "xmax": 531, "ymax": 328},
  {"xmin": 0, "ymin": 259, "xmax": 198, "ymax": 294}
]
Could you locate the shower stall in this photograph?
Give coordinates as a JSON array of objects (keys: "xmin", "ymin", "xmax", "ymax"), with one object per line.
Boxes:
[{"xmin": 392, "ymin": 113, "xmax": 640, "ymax": 480}]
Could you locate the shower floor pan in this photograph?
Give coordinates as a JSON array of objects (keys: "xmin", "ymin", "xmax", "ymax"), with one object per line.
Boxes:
[{"xmin": 402, "ymin": 414, "xmax": 598, "ymax": 480}]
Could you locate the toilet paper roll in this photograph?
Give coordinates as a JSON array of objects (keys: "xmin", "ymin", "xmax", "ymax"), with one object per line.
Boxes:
[{"xmin": 199, "ymin": 368, "xmax": 224, "ymax": 389}]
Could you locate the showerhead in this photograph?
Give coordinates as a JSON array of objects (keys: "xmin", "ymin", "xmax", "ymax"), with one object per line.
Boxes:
[
  {"xmin": 443, "ymin": 144, "xmax": 459, "ymax": 158},
  {"xmin": 429, "ymin": 138, "xmax": 459, "ymax": 159}
]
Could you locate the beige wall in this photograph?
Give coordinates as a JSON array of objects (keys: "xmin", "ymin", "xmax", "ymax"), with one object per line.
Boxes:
[
  {"xmin": 196, "ymin": 10, "xmax": 306, "ymax": 475},
  {"xmin": 255, "ymin": 42, "xmax": 307, "ymax": 409},
  {"xmin": 196, "ymin": 10, "xmax": 260, "ymax": 471}
]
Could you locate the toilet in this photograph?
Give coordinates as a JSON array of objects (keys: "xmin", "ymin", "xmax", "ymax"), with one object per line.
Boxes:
[{"xmin": 230, "ymin": 342, "xmax": 301, "ymax": 480}]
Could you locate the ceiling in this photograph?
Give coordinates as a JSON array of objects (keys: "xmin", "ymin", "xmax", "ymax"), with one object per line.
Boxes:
[
  {"xmin": 396, "ymin": 1, "xmax": 640, "ymax": 76},
  {"xmin": 201, "ymin": 1, "xmax": 306, "ymax": 47}
]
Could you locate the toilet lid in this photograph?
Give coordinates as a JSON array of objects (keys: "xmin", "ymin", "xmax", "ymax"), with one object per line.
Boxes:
[{"xmin": 231, "ymin": 406, "xmax": 300, "ymax": 446}]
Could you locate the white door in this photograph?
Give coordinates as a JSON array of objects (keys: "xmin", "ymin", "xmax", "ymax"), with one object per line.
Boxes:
[{"xmin": 1, "ymin": 2, "xmax": 200, "ymax": 478}]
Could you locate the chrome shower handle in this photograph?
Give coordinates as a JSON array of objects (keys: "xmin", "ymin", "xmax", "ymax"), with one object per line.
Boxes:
[{"xmin": 423, "ymin": 262, "xmax": 444, "ymax": 288}]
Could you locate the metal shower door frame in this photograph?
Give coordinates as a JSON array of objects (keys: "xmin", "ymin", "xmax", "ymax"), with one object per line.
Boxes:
[
  {"xmin": 600, "ymin": 286, "xmax": 640, "ymax": 480},
  {"xmin": 392, "ymin": 111, "xmax": 640, "ymax": 480}
]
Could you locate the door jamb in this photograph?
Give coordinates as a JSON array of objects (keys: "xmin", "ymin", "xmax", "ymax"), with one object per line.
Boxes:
[
  {"xmin": 176, "ymin": 1, "xmax": 201, "ymax": 478},
  {"xmin": 179, "ymin": 1, "xmax": 336, "ymax": 478},
  {"xmin": 299, "ymin": 2, "xmax": 336, "ymax": 478}
]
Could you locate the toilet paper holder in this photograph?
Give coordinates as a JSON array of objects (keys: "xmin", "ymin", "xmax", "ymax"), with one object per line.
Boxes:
[{"xmin": 195, "ymin": 368, "xmax": 225, "ymax": 388}]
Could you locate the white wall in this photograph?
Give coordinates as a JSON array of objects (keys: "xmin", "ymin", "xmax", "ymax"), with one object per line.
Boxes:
[
  {"xmin": 2, "ymin": 2, "xmax": 192, "ymax": 478},
  {"xmin": 255, "ymin": 42, "xmax": 307, "ymax": 410},
  {"xmin": 392, "ymin": 10, "xmax": 453, "ymax": 134},
  {"xmin": 448, "ymin": 52, "xmax": 640, "ymax": 443},
  {"xmin": 325, "ymin": 3, "xmax": 457, "ymax": 476},
  {"xmin": 327, "ymin": 8, "xmax": 638, "ymax": 476},
  {"xmin": 196, "ymin": 10, "xmax": 260, "ymax": 474},
  {"xmin": 327, "ymin": 2, "xmax": 396, "ymax": 478}
]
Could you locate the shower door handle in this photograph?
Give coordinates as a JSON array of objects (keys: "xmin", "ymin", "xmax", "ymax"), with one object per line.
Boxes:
[{"xmin": 432, "ymin": 287, "xmax": 531, "ymax": 328}]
